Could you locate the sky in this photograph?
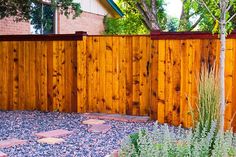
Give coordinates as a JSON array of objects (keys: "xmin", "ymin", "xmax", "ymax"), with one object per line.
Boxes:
[{"xmin": 165, "ymin": 0, "xmax": 182, "ymax": 18}]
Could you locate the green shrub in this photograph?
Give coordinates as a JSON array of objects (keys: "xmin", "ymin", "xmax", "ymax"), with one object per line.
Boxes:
[{"xmin": 119, "ymin": 123, "xmax": 236, "ymax": 157}]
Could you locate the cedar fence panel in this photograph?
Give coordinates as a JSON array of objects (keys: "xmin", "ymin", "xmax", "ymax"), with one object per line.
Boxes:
[{"xmin": 0, "ymin": 32, "xmax": 235, "ymax": 131}]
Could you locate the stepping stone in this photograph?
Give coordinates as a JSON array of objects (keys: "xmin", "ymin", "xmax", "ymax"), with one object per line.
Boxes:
[
  {"xmin": 84, "ymin": 113, "xmax": 150, "ymax": 123},
  {"xmin": 37, "ymin": 137, "xmax": 65, "ymax": 145},
  {"xmin": 105, "ymin": 150, "xmax": 119, "ymax": 157},
  {"xmin": 82, "ymin": 119, "xmax": 105, "ymax": 125},
  {"xmin": 35, "ymin": 129, "xmax": 73, "ymax": 138},
  {"xmin": 0, "ymin": 151, "xmax": 7, "ymax": 157},
  {"xmin": 88, "ymin": 124, "xmax": 111, "ymax": 133},
  {"xmin": 130, "ymin": 116, "xmax": 150, "ymax": 123},
  {"xmin": 0, "ymin": 138, "xmax": 27, "ymax": 148}
]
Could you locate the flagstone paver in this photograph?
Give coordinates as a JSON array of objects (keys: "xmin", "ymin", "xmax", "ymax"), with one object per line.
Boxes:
[
  {"xmin": 0, "ymin": 138, "xmax": 27, "ymax": 149},
  {"xmin": 88, "ymin": 124, "xmax": 112, "ymax": 133},
  {"xmin": 37, "ymin": 137, "xmax": 65, "ymax": 145},
  {"xmin": 82, "ymin": 119, "xmax": 105, "ymax": 125},
  {"xmin": 84, "ymin": 113, "xmax": 150, "ymax": 123},
  {"xmin": 0, "ymin": 151, "xmax": 7, "ymax": 157},
  {"xmin": 105, "ymin": 150, "xmax": 119, "ymax": 157},
  {"xmin": 35, "ymin": 129, "xmax": 73, "ymax": 138}
]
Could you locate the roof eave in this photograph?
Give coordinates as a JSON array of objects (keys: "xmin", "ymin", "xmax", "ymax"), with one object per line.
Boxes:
[{"xmin": 106, "ymin": 0, "xmax": 124, "ymax": 18}]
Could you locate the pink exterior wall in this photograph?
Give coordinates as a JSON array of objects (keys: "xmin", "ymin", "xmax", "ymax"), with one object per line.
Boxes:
[
  {"xmin": 59, "ymin": 11, "xmax": 105, "ymax": 35},
  {"xmin": 0, "ymin": 18, "xmax": 30, "ymax": 35}
]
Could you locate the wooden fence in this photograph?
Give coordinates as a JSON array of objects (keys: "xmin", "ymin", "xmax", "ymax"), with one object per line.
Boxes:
[{"xmin": 0, "ymin": 32, "xmax": 236, "ymax": 131}]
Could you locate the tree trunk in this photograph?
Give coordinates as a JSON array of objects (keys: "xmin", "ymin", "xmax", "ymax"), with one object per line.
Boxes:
[{"xmin": 219, "ymin": 9, "xmax": 226, "ymax": 133}]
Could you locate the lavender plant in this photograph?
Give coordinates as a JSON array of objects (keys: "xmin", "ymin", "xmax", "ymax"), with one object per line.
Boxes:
[{"xmin": 118, "ymin": 123, "xmax": 236, "ymax": 157}]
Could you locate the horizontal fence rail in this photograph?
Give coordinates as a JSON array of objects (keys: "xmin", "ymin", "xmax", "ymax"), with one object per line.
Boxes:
[{"xmin": 0, "ymin": 32, "xmax": 235, "ymax": 131}]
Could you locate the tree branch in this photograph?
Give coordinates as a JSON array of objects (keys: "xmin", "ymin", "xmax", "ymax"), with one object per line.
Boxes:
[
  {"xmin": 151, "ymin": 0, "xmax": 157, "ymax": 16},
  {"xmin": 226, "ymin": 3, "xmax": 232, "ymax": 12},
  {"xmin": 136, "ymin": 2, "xmax": 152, "ymax": 30},
  {"xmin": 195, "ymin": 0, "xmax": 220, "ymax": 23},
  {"xmin": 140, "ymin": 0, "xmax": 152, "ymax": 17},
  {"xmin": 189, "ymin": 16, "xmax": 202, "ymax": 31},
  {"xmin": 226, "ymin": 12, "xmax": 236, "ymax": 23}
]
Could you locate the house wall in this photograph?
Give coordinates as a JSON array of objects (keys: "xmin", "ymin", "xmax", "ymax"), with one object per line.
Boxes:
[
  {"xmin": 0, "ymin": 0, "xmax": 114, "ymax": 35},
  {"xmin": 74, "ymin": 0, "xmax": 109, "ymax": 16},
  {"xmin": 0, "ymin": 18, "xmax": 30, "ymax": 35},
  {"xmin": 59, "ymin": 11, "xmax": 105, "ymax": 35}
]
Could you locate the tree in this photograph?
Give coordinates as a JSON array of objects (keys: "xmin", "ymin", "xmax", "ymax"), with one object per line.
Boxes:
[
  {"xmin": 31, "ymin": 2, "xmax": 55, "ymax": 34},
  {"xmin": 0, "ymin": 0, "xmax": 82, "ymax": 33},
  {"xmin": 197, "ymin": 0, "xmax": 236, "ymax": 132},
  {"xmin": 104, "ymin": 0, "xmax": 220, "ymax": 34},
  {"xmin": 129, "ymin": 0, "xmax": 211, "ymax": 31},
  {"xmin": 104, "ymin": 0, "xmax": 167, "ymax": 34},
  {"xmin": 166, "ymin": 17, "xmax": 179, "ymax": 32}
]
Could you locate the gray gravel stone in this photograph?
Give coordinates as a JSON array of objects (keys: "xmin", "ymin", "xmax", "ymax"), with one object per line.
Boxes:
[{"xmin": 0, "ymin": 111, "xmax": 156, "ymax": 157}]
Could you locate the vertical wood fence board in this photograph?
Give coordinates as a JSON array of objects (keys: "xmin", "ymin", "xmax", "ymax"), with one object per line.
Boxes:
[
  {"xmin": 165, "ymin": 40, "xmax": 173, "ymax": 124},
  {"xmin": 112, "ymin": 37, "xmax": 120, "ymax": 113},
  {"xmin": 97, "ymin": 37, "xmax": 105, "ymax": 113},
  {"xmin": 77, "ymin": 38, "xmax": 87, "ymax": 113},
  {"xmin": 125, "ymin": 37, "xmax": 133, "ymax": 115},
  {"xmin": 0, "ymin": 42, "xmax": 8, "ymax": 110},
  {"xmin": 157, "ymin": 40, "xmax": 166, "ymax": 123},
  {"xmin": 41, "ymin": 41, "xmax": 48, "ymax": 111},
  {"xmin": 104, "ymin": 36, "xmax": 113, "ymax": 113},
  {"xmin": 118, "ymin": 36, "xmax": 127, "ymax": 114},
  {"xmin": 139, "ymin": 36, "xmax": 150, "ymax": 116},
  {"xmin": 86, "ymin": 37, "xmax": 93, "ymax": 112},
  {"xmin": 12, "ymin": 42, "xmax": 19, "ymax": 110},
  {"xmin": 232, "ymin": 39, "xmax": 236, "ymax": 131},
  {"xmin": 93, "ymin": 37, "xmax": 100, "ymax": 112},
  {"xmin": 187, "ymin": 40, "xmax": 194, "ymax": 128},
  {"xmin": 64, "ymin": 41, "xmax": 77, "ymax": 112},
  {"xmin": 180, "ymin": 40, "xmax": 187, "ymax": 127},
  {"xmin": 30, "ymin": 42, "xmax": 36, "ymax": 110},
  {"xmin": 191, "ymin": 40, "xmax": 201, "ymax": 126},
  {"xmin": 52, "ymin": 41, "xmax": 58, "ymax": 111},
  {"xmin": 171, "ymin": 40, "xmax": 181, "ymax": 126},
  {"xmin": 225, "ymin": 39, "xmax": 233, "ymax": 130},
  {"xmin": 132, "ymin": 36, "xmax": 141, "ymax": 116},
  {"xmin": 47, "ymin": 41, "xmax": 54, "ymax": 111},
  {"xmin": 150, "ymin": 40, "xmax": 158, "ymax": 119},
  {"xmin": 0, "ymin": 42, "xmax": 3, "ymax": 109}
]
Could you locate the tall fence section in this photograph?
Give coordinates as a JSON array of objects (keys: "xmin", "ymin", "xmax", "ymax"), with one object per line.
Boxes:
[{"xmin": 0, "ymin": 32, "xmax": 236, "ymax": 131}]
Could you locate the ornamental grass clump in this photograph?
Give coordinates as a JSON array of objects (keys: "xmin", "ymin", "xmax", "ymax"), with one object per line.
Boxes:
[{"xmin": 196, "ymin": 66, "xmax": 220, "ymax": 132}]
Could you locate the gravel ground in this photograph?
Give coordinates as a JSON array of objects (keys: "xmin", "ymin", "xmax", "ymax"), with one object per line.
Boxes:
[{"xmin": 0, "ymin": 111, "xmax": 156, "ymax": 157}]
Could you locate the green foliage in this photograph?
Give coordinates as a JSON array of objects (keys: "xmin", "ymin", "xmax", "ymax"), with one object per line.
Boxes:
[
  {"xmin": 119, "ymin": 123, "xmax": 236, "ymax": 157},
  {"xmin": 103, "ymin": 15, "xmax": 148, "ymax": 35},
  {"xmin": 197, "ymin": 0, "xmax": 236, "ymax": 32},
  {"xmin": 166, "ymin": 17, "xmax": 179, "ymax": 32}
]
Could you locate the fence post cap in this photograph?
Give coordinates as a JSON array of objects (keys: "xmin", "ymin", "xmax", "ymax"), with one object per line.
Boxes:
[{"xmin": 75, "ymin": 31, "xmax": 88, "ymax": 36}]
